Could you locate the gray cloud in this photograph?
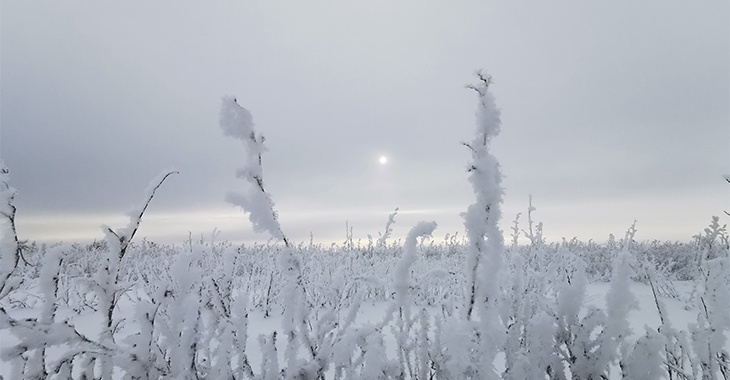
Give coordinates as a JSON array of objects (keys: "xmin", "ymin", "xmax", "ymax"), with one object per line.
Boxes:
[{"xmin": 2, "ymin": 0, "xmax": 727, "ymax": 244}]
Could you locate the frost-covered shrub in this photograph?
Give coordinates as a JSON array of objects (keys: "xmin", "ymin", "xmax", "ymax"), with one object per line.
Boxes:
[
  {"xmin": 3, "ymin": 222, "xmax": 729, "ymax": 378},
  {"xmin": 3, "ymin": 77, "xmax": 730, "ymax": 379}
]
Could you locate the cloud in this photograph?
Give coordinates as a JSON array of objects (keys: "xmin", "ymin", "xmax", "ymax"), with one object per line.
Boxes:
[{"xmin": 1, "ymin": 0, "xmax": 727, "ymax": 244}]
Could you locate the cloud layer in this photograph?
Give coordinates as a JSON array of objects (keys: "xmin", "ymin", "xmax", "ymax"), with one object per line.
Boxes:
[{"xmin": 2, "ymin": 1, "xmax": 728, "ymax": 244}]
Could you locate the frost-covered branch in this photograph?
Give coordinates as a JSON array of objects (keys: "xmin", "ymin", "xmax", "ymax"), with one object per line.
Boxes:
[
  {"xmin": 0, "ymin": 162, "xmax": 25, "ymax": 299},
  {"xmin": 521, "ymin": 195, "xmax": 544, "ymax": 249},
  {"xmin": 103, "ymin": 170, "xmax": 178, "ymax": 260},
  {"xmin": 395, "ymin": 221, "xmax": 437, "ymax": 310},
  {"xmin": 377, "ymin": 207, "xmax": 399, "ymax": 248},
  {"xmin": 462, "ymin": 70, "xmax": 505, "ymax": 324},
  {"xmin": 392, "ymin": 222, "xmax": 437, "ymax": 378},
  {"xmin": 219, "ymin": 96, "xmax": 290, "ymax": 246},
  {"xmin": 97, "ymin": 170, "xmax": 177, "ymax": 379}
]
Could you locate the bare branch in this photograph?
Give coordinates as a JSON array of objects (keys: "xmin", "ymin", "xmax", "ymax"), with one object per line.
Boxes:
[
  {"xmin": 107, "ymin": 170, "xmax": 178, "ymax": 260},
  {"xmin": 461, "ymin": 142, "xmax": 476, "ymax": 153},
  {"xmin": 465, "ymin": 70, "xmax": 493, "ymax": 96}
]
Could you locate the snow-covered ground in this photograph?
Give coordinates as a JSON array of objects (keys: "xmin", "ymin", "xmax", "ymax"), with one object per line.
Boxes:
[
  {"xmin": 1, "ymin": 238, "xmax": 728, "ymax": 379},
  {"xmin": 2, "ymin": 84, "xmax": 727, "ymax": 379}
]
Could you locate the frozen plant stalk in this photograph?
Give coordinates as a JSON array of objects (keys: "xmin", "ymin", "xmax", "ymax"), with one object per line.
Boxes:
[
  {"xmin": 219, "ymin": 96, "xmax": 289, "ymax": 246},
  {"xmin": 220, "ymin": 96, "xmax": 322, "ymax": 377},
  {"xmin": 461, "ymin": 71, "xmax": 506, "ymax": 379},
  {"xmin": 0, "ymin": 162, "xmax": 22, "ymax": 299},
  {"xmin": 378, "ymin": 207, "xmax": 399, "ymax": 248},
  {"xmin": 462, "ymin": 72, "xmax": 505, "ymax": 319}
]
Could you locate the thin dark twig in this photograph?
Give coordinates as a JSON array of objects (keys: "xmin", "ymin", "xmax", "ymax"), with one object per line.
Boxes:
[{"xmin": 118, "ymin": 170, "xmax": 179, "ymax": 259}]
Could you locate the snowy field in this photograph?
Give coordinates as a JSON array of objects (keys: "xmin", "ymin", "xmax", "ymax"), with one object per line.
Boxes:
[
  {"xmin": 2, "ymin": 82, "xmax": 728, "ymax": 379},
  {"xmin": 1, "ymin": 231, "xmax": 728, "ymax": 379}
]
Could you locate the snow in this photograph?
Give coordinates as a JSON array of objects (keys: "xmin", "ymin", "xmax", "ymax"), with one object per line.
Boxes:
[
  {"xmin": 3, "ymin": 237, "xmax": 727, "ymax": 379},
  {"xmin": 219, "ymin": 96, "xmax": 256, "ymax": 142},
  {"xmin": 1, "ymin": 83, "xmax": 728, "ymax": 379},
  {"xmin": 0, "ymin": 161, "xmax": 20, "ymax": 301},
  {"xmin": 219, "ymin": 97, "xmax": 287, "ymax": 244},
  {"xmin": 0, "ymin": 162, "xmax": 16, "ymax": 219}
]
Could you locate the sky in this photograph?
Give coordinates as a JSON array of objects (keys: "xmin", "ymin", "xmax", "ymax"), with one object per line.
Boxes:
[{"xmin": 1, "ymin": 1, "xmax": 728, "ymax": 246}]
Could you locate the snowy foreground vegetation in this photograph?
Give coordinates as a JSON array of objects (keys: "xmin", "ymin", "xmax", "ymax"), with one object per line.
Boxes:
[{"xmin": 1, "ymin": 75, "xmax": 729, "ymax": 379}]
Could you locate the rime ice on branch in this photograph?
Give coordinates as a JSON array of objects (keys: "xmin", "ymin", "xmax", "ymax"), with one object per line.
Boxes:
[
  {"xmin": 103, "ymin": 170, "xmax": 179, "ymax": 260},
  {"xmin": 0, "ymin": 162, "xmax": 22, "ymax": 299},
  {"xmin": 219, "ymin": 96, "xmax": 289, "ymax": 246},
  {"xmin": 462, "ymin": 72, "xmax": 505, "ymax": 321},
  {"xmin": 458, "ymin": 71, "xmax": 506, "ymax": 380}
]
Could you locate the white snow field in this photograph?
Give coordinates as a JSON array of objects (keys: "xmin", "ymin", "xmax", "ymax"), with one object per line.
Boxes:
[
  {"xmin": 1, "ymin": 79, "xmax": 728, "ymax": 379},
  {"xmin": 1, "ymin": 229, "xmax": 728, "ymax": 379}
]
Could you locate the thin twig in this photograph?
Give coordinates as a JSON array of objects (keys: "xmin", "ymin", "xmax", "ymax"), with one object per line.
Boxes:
[{"xmin": 122, "ymin": 170, "xmax": 179, "ymax": 257}]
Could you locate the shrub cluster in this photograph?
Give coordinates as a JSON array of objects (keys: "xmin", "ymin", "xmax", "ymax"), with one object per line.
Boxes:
[{"xmin": 1, "ymin": 75, "xmax": 728, "ymax": 379}]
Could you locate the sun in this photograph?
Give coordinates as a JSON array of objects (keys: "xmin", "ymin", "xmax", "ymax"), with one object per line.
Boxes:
[{"xmin": 378, "ymin": 156, "xmax": 388, "ymax": 165}]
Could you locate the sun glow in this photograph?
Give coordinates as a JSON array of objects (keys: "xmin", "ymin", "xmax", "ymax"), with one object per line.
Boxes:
[{"xmin": 378, "ymin": 156, "xmax": 388, "ymax": 165}]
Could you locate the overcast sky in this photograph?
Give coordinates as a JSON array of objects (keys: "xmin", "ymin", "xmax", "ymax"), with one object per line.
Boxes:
[{"xmin": 1, "ymin": 1, "xmax": 728, "ymax": 245}]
